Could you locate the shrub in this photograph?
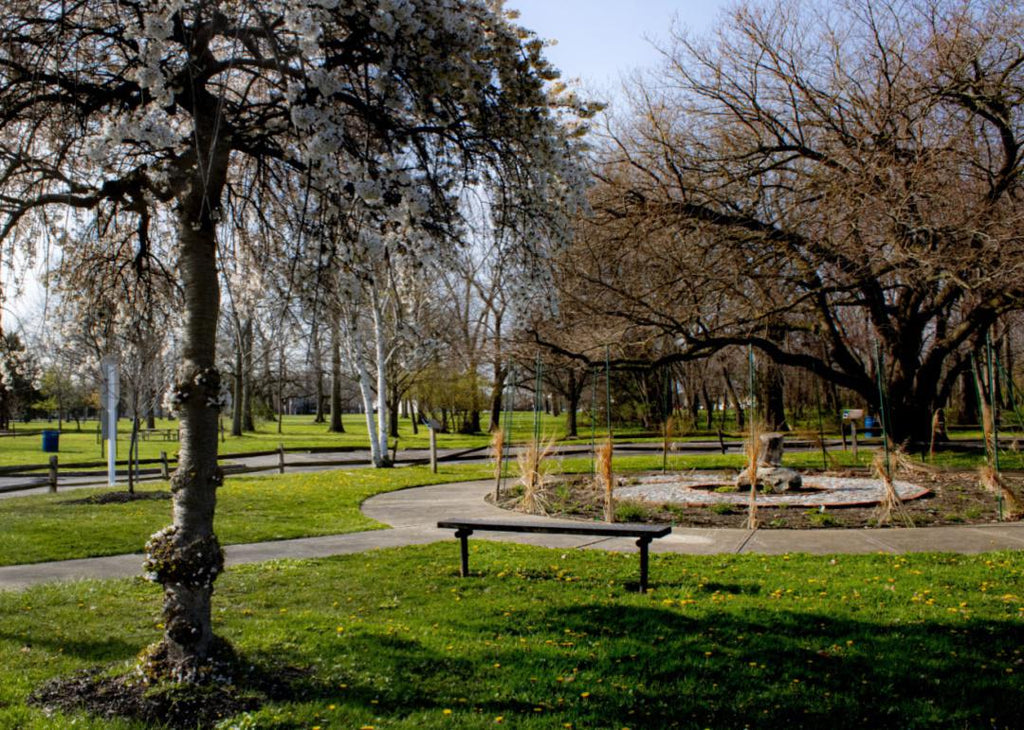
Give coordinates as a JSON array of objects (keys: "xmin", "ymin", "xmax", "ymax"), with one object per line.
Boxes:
[{"xmin": 614, "ymin": 500, "xmax": 652, "ymax": 522}]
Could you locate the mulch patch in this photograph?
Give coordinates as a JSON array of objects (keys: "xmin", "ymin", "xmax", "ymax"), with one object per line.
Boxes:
[
  {"xmin": 29, "ymin": 668, "xmax": 258, "ymax": 729},
  {"xmin": 494, "ymin": 469, "xmax": 1024, "ymax": 529},
  {"xmin": 61, "ymin": 491, "xmax": 172, "ymax": 506},
  {"xmin": 28, "ymin": 661, "xmax": 311, "ymax": 729}
]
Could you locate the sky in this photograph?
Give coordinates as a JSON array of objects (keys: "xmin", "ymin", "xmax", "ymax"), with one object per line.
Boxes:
[
  {"xmin": 506, "ymin": 0, "xmax": 732, "ymax": 105},
  {"xmin": 2, "ymin": 1, "xmax": 734, "ymax": 334}
]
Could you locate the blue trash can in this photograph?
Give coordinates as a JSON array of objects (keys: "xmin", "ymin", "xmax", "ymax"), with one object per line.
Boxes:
[
  {"xmin": 41, "ymin": 430, "xmax": 60, "ymax": 452},
  {"xmin": 863, "ymin": 416, "xmax": 877, "ymax": 438}
]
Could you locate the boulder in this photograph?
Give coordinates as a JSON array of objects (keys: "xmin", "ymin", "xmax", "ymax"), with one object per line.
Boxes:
[{"xmin": 735, "ymin": 466, "xmax": 803, "ymax": 493}]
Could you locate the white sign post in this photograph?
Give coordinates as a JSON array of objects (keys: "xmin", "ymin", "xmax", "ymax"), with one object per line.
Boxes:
[
  {"xmin": 841, "ymin": 409, "xmax": 864, "ymax": 460},
  {"xmin": 101, "ymin": 356, "xmax": 119, "ymax": 486}
]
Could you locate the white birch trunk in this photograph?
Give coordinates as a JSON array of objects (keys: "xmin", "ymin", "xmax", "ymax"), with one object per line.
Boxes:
[
  {"xmin": 370, "ymin": 287, "xmax": 390, "ymax": 463},
  {"xmin": 344, "ymin": 309, "xmax": 384, "ymax": 467}
]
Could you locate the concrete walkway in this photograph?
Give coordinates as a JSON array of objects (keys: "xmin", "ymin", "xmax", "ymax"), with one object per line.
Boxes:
[{"xmin": 2, "ymin": 479, "xmax": 1023, "ymax": 592}]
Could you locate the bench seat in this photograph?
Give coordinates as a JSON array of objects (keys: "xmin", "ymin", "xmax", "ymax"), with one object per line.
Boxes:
[{"xmin": 437, "ymin": 518, "xmax": 671, "ymax": 593}]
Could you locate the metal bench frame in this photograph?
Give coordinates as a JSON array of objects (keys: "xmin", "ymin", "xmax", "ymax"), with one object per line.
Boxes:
[{"xmin": 437, "ymin": 518, "xmax": 672, "ymax": 593}]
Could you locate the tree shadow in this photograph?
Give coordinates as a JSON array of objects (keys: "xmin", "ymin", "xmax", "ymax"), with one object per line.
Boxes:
[
  {"xmin": 294, "ymin": 602, "xmax": 1024, "ymax": 729},
  {"xmin": 0, "ymin": 628, "xmax": 140, "ymax": 663}
]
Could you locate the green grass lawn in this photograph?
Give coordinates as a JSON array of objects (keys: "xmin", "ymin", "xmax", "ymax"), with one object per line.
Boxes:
[
  {"xmin": 1, "ymin": 545, "xmax": 1022, "ymax": 728},
  {"xmin": 0, "ymin": 412, "xmax": 625, "ymax": 469},
  {"xmin": 0, "ymin": 414, "xmax": 498, "ymax": 469},
  {"xmin": 0, "ymin": 464, "xmax": 489, "ymax": 567},
  {"xmin": 6, "ymin": 411, "xmax": 1018, "ymax": 474},
  {"xmin": 0, "ymin": 450, "xmax": 875, "ymax": 568}
]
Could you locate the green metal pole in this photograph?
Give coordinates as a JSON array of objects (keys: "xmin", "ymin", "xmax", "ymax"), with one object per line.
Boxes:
[
  {"xmin": 970, "ymin": 353, "xmax": 991, "ymax": 463},
  {"xmin": 874, "ymin": 344, "xmax": 892, "ymax": 479},
  {"xmin": 663, "ymin": 368, "xmax": 670, "ymax": 473},
  {"xmin": 605, "ymin": 346, "xmax": 613, "ymax": 438},
  {"xmin": 815, "ymin": 380, "xmax": 828, "ymax": 470},
  {"xmin": 996, "ymin": 357, "xmax": 1024, "ymax": 434},
  {"xmin": 501, "ymin": 364, "xmax": 514, "ymax": 490},
  {"xmin": 984, "ymin": 337, "xmax": 1003, "ymax": 520},
  {"xmin": 747, "ymin": 346, "xmax": 756, "ymax": 421},
  {"xmin": 987, "ymin": 333, "xmax": 1001, "ymax": 473},
  {"xmin": 591, "ymin": 365, "xmax": 598, "ymax": 477},
  {"xmin": 533, "ymin": 354, "xmax": 542, "ymax": 443}
]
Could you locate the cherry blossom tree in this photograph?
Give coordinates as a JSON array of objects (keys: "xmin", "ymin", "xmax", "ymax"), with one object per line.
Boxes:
[{"xmin": 0, "ymin": 0, "xmax": 587, "ymax": 682}]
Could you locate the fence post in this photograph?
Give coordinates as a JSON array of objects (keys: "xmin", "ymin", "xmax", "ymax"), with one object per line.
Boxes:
[
  {"xmin": 279, "ymin": 443, "xmax": 286, "ymax": 474},
  {"xmin": 160, "ymin": 451, "xmax": 169, "ymax": 480},
  {"xmin": 48, "ymin": 455, "xmax": 58, "ymax": 493},
  {"xmin": 429, "ymin": 428, "xmax": 438, "ymax": 474}
]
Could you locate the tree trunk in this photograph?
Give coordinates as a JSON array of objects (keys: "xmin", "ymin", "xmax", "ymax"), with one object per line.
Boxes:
[
  {"xmin": 757, "ymin": 358, "xmax": 787, "ymax": 431},
  {"xmin": 388, "ymin": 382, "xmax": 400, "ymax": 440},
  {"xmin": 241, "ymin": 317, "xmax": 255, "ymax": 432},
  {"xmin": 370, "ymin": 288, "xmax": 390, "ymax": 465},
  {"xmin": 956, "ymin": 369, "xmax": 980, "ymax": 426},
  {"xmin": 231, "ymin": 339, "xmax": 243, "ymax": 437},
  {"xmin": 311, "ymin": 317, "xmax": 325, "ymax": 423},
  {"xmin": 488, "ymin": 361, "xmax": 506, "ymax": 433},
  {"xmin": 328, "ymin": 317, "xmax": 345, "ymax": 433},
  {"xmin": 0, "ymin": 383, "xmax": 8, "ymax": 432},
  {"xmin": 143, "ymin": 138, "xmax": 229, "ymax": 682},
  {"xmin": 701, "ymin": 384, "xmax": 714, "ymax": 430},
  {"xmin": 276, "ymin": 343, "xmax": 285, "ymax": 435},
  {"xmin": 721, "ymin": 366, "xmax": 745, "ymax": 429},
  {"xmin": 565, "ymin": 369, "xmax": 581, "ymax": 438},
  {"xmin": 348, "ymin": 310, "xmax": 384, "ymax": 466},
  {"xmin": 128, "ymin": 415, "xmax": 139, "ymax": 495}
]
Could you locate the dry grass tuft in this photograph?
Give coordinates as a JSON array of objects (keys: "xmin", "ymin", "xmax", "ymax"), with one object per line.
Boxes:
[
  {"xmin": 597, "ymin": 438, "xmax": 615, "ymax": 523},
  {"xmin": 744, "ymin": 420, "xmax": 767, "ymax": 530},
  {"xmin": 978, "ymin": 466, "xmax": 1023, "ymax": 520},
  {"xmin": 517, "ymin": 434, "xmax": 557, "ymax": 514},
  {"xmin": 871, "ymin": 448, "xmax": 916, "ymax": 527},
  {"xmin": 661, "ymin": 415, "xmax": 677, "ymax": 467}
]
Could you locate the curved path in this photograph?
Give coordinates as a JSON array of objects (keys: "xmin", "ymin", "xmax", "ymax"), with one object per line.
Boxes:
[{"xmin": 1, "ymin": 479, "xmax": 1023, "ymax": 591}]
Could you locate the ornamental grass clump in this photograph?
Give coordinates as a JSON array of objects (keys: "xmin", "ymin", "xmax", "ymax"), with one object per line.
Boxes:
[
  {"xmin": 517, "ymin": 434, "xmax": 556, "ymax": 514},
  {"xmin": 743, "ymin": 420, "xmax": 767, "ymax": 530},
  {"xmin": 871, "ymin": 448, "xmax": 918, "ymax": 527},
  {"xmin": 978, "ymin": 466, "xmax": 1023, "ymax": 520},
  {"xmin": 491, "ymin": 428, "xmax": 505, "ymax": 500},
  {"xmin": 597, "ymin": 438, "xmax": 615, "ymax": 523}
]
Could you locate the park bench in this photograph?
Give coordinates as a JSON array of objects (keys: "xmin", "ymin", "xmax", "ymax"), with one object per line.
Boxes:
[{"xmin": 436, "ymin": 518, "xmax": 672, "ymax": 593}]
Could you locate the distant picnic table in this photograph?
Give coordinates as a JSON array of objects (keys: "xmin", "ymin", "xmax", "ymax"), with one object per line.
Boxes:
[{"xmin": 138, "ymin": 428, "xmax": 180, "ymax": 442}]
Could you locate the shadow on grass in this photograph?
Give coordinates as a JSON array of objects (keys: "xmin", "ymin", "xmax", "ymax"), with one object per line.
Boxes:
[
  {"xmin": 0, "ymin": 629, "xmax": 140, "ymax": 664},
  {"xmin": 294, "ymin": 604, "xmax": 1024, "ymax": 729}
]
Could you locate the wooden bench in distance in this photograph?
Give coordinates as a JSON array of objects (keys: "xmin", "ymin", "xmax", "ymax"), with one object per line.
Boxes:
[{"xmin": 436, "ymin": 518, "xmax": 672, "ymax": 593}]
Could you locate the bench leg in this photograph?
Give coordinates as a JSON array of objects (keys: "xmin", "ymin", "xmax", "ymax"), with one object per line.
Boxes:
[
  {"xmin": 637, "ymin": 537, "xmax": 652, "ymax": 593},
  {"xmin": 455, "ymin": 529, "xmax": 473, "ymax": 577}
]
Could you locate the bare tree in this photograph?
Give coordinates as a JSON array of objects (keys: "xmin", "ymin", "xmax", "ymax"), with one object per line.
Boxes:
[{"xmin": 568, "ymin": 0, "xmax": 1024, "ymax": 442}]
